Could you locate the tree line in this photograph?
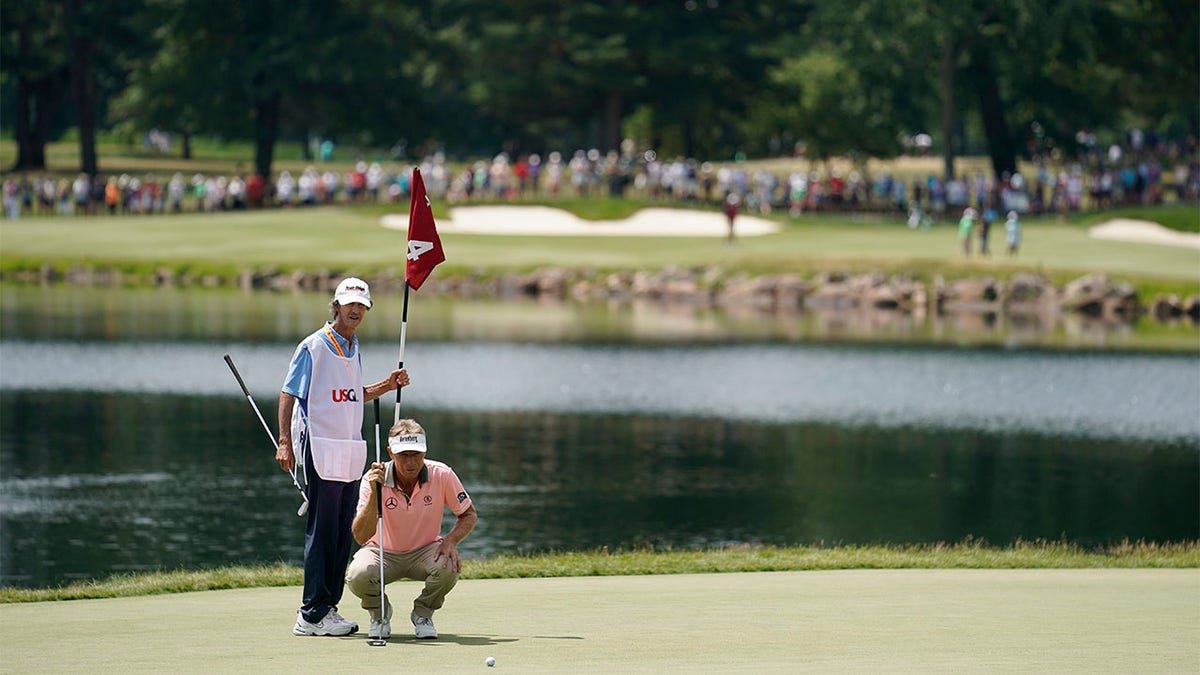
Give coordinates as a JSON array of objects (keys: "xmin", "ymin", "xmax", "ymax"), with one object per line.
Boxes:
[{"xmin": 3, "ymin": 0, "xmax": 1196, "ymax": 181}]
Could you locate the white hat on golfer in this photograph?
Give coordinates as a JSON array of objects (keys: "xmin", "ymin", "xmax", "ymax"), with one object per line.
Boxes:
[
  {"xmin": 334, "ymin": 277, "xmax": 372, "ymax": 308},
  {"xmin": 389, "ymin": 433, "xmax": 427, "ymax": 454}
]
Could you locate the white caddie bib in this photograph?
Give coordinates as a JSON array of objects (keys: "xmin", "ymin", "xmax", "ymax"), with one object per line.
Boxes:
[{"xmin": 292, "ymin": 326, "xmax": 367, "ymax": 482}]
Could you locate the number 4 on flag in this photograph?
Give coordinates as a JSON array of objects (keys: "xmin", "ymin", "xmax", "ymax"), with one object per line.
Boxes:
[
  {"xmin": 405, "ymin": 167, "xmax": 445, "ymax": 291},
  {"xmin": 408, "ymin": 239, "xmax": 435, "ymax": 261}
]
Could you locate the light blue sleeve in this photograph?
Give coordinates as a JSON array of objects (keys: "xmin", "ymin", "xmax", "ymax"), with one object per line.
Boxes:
[{"xmin": 282, "ymin": 343, "xmax": 312, "ymax": 400}]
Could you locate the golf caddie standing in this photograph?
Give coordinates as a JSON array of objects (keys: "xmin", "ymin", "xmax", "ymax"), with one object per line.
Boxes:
[
  {"xmin": 346, "ymin": 419, "xmax": 478, "ymax": 640},
  {"xmin": 279, "ymin": 277, "xmax": 410, "ymax": 637}
]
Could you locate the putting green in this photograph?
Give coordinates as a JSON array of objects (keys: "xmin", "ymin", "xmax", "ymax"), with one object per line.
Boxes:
[{"xmin": 2, "ymin": 570, "xmax": 1196, "ymax": 673}]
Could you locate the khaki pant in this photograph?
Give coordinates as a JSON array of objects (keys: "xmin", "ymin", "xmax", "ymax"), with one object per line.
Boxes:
[{"xmin": 345, "ymin": 541, "xmax": 459, "ymax": 622}]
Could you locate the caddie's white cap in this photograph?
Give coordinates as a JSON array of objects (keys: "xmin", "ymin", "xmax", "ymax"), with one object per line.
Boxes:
[
  {"xmin": 334, "ymin": 277, "xmax": 372, "ymax": 308},
  {"xmin": 389, "ymin": 433, "xmax": 427, "ymax": 454}
]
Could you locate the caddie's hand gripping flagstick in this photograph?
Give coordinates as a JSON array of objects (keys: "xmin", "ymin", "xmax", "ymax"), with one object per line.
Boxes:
[
  {"xmin": 224, "ymin": 354, "xmax": 309, "ymax": 516},
  {"xmin": 367, "ymin": 398, "xmax": 388, "ymax": 647}
]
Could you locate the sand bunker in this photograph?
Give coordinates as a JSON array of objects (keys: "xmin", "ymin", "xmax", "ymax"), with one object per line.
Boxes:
[
  {"xmin": 382, "ymin": 205, "xmax": 780, "ymax": 237},
  {"xmin": 1088, "ymin": 218, "xmax": 1200, "ymax": 249}
]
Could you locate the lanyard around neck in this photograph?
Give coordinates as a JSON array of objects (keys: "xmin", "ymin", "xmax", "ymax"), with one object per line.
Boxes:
[{"xmin": 324, "ymin": 324, "xmax": 349, "ymax": 358}]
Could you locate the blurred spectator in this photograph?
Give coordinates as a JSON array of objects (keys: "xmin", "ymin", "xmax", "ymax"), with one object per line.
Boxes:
[
  {"xmin": 105, "ymin": 177, "xmax": 120, "ymax": 215},
  {"xmin": 1005, "ymin": 210, "xmax": 1022, "ymax": 257},
  {"xmin": 72, "ymin": 173, "xmax": 90, "ymax": 214},
  {"xmin": 958, "ymin": 207, "xmax": 976, "ymax": 256},
  {"xmin": 544, "ymin": 151, "xmax": 563, "ymax": 196},
  {"xmin": 299, "ymin": 168, "xmax": 318, "ymax": 205},
  {"xmin": 321, "ymin": 169, "xmax": 339, "ymax": 203},
  {"xmin": 229, "ymin": 175, "xmax": 247, "ymax": 209},
  {"xmin": 56, "ymin": 177, "xmax": 71, "ymax": 215},
  {"xmin": 192, "ymin": 174, "xmax": 207, "ymax": 211},
  {"xmin": 980, "ymin": 204, "xmax": 996, "ymax": 257},
  {"xmin": 723, "ymin": 191, "xmax": 740, "ymax": 246},
  {"xmin": 367, "ymin": 163, "xmax": 384, "ymax": 201},
  {"xmin": 168, "ymin": 173, "xmax": 185, "ymax": 212},
  {"xmin": 277, "ymin": 170, "xmax": 296, "ymax": 206},
  {"xmin": 89, "ymin": 175, "xmax": 105, "ymax": 215},
  {"xmin": 246, "ymin": 173, "xmax": 266, "ymax": 208},
  {"xmin": 3, "ymin": 178, "xmax": 19, "ymax": 219}
]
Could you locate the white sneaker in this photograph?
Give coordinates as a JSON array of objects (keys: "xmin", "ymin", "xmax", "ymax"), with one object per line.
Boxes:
[
  {"xmin": 411, "ymin": 611, "xmax": 438, "ymax": 639},
  {"xmin": 293, "ymin": 609, "xmax": 357, "ymax": 637},
  {"xmin": 327, "ymin": 609, "xmax": 359, "ymax": 634},
  {"xmin": 368, "ymin": 602, "xmax": 392, "ymax": 639}
]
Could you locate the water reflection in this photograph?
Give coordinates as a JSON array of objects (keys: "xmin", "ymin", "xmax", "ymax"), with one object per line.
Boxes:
[
  {"xmin": 2, "ymin": 283, "xmax": 1197, "ymax": 350},
  {"xmin": 2, "ymin": 395, "xmax": 1195, "ymax": 588},
  {"xmin": 3, "ymin": 340, "xmax": 1197, "ymax": 441},
  {"xmin": 1, "ymin": 283, "xmax": 1197, "ymax": 589}
]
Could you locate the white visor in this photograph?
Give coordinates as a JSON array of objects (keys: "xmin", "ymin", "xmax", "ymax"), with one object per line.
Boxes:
[{"xmin": 389, "ymin": 433, "xmax": 427, "ymax": 454}]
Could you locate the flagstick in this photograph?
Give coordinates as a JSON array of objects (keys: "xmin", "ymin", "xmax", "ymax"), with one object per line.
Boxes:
[{"xmin": 394, "ymin": 281, "xmax": 410, "ymax": 424}]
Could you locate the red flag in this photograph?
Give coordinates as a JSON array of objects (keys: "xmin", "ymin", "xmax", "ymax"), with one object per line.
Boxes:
[{"xmin": 406, "ymin": 168, "xmax": 445, "ymax": 291}]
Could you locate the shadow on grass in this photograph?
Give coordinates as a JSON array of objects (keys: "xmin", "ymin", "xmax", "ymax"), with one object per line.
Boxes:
[{"xmin": 375, "ymin": 634, "xmax": 527, "ymax": 647}]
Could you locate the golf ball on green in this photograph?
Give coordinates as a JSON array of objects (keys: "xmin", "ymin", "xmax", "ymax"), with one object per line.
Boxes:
[{"xmin": 485, "ymin": 656, "xmax": 495, "ymax": 667}]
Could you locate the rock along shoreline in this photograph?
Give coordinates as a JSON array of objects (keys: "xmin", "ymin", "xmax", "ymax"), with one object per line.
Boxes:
[{"xmin": 7, "ymin": 263, "xmax": 1199, "ymax": 326}]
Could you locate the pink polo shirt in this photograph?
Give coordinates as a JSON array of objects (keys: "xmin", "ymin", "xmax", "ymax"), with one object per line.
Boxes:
[{"xmin": 357, "ymin": 458, "xmax": 473, "ymax": 554}]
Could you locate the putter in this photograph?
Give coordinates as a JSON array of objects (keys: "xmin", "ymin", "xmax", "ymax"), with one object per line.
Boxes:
[
  {"xmin": 224, "ymin": 354, "xmax": 309, "ymax": 516},
  {"xmin": 367, "ymin": 398, "xmax": 387, "ymax": 647}
]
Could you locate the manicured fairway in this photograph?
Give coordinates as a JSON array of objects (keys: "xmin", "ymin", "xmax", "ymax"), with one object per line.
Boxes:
[
  {"xmin": 2, "ymin": 206, "xmax": 1198, "ymax": 282},
  {"xmin": 2, "ymin": 570, "xmax": 1196, "ymax": 673}
]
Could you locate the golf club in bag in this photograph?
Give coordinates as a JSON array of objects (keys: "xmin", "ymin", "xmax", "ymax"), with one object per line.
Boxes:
[{"xmin": 224, "ymin": 354, "xmax": 309, "ymax": 516}]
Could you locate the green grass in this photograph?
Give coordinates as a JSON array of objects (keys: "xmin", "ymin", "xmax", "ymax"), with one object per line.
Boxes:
[
  {"xmin": 0, "ymin": 135, "xmax": 361, "ymax": 177},
  {"xmin": 3, "ymin": 541, "xmax": 1196, "ymax": 604},
  {"xmin": 346, "ymin": 196, "xmax": 654, "ymax": 222},
  {"xmin": 1066, "ymin": 203, "xmax": 1200, "ymax": 233},
  {"xmin": 1, "ymin": 204, "xmax": 1197, "ymax": 291}
]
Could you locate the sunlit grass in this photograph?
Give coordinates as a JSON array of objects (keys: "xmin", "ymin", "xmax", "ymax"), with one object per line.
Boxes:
[
  {"xmin": 3, "ymin": 540, "xmax": 1195, "ymax": 604},
  {"xmin": 1, "ymin": 204, "xmax": 1197, "ymax": 287},
  {"xmin": 346, "ymin": 196, "xmax": 656, "ymax": 222},
  {"xmin": 467, "ymin": 539, "xmax": 1200, "ymax": 578},
  {"xmin": 1066, "ymin": 203, "xmax": 1200, "ymax": 233}
]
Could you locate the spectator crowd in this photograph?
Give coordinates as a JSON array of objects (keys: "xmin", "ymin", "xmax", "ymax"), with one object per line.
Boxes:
[{"xmin": 4, "ymin": 131, "xmax": 1197, "ymax": 222}]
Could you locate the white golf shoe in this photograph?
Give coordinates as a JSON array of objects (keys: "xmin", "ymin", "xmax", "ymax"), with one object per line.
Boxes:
[
  {"xmin": 368, "ymin": 602, "xmax": 392, "ymax": 639},
  {"xmin": 411, "ymin": 611, "xmax": 438, "ymax": 639},
  {"xmin": 293, "ymin": 609, "xmax": 358, "ymax": 636}
]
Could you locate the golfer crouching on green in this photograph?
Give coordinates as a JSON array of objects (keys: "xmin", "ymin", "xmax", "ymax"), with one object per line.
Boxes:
[{"xmin": 346, "ymin": 419, "xmax": 478, "ymax": 640}]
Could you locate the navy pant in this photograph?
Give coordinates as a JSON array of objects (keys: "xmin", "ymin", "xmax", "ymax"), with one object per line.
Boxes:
[{"xmin": 299, "ymin": 447, "xmax": 359, "ymax": 624}]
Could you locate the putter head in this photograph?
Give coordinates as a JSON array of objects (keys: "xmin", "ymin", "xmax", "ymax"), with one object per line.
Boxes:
[{"xmin": 367, "ymin": 638, "xmax": 387, "ymax": 647}]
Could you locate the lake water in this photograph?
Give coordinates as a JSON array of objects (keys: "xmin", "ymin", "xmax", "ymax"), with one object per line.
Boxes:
[{"xmin": 0, "ymin": 285, "xmax": 1197, "ymax": 588}]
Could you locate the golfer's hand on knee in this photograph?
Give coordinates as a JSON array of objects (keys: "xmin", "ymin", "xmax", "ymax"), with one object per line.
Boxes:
[{"xmin": 434, "ymin": 540, "xmax": 461, "ymax": 573}]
